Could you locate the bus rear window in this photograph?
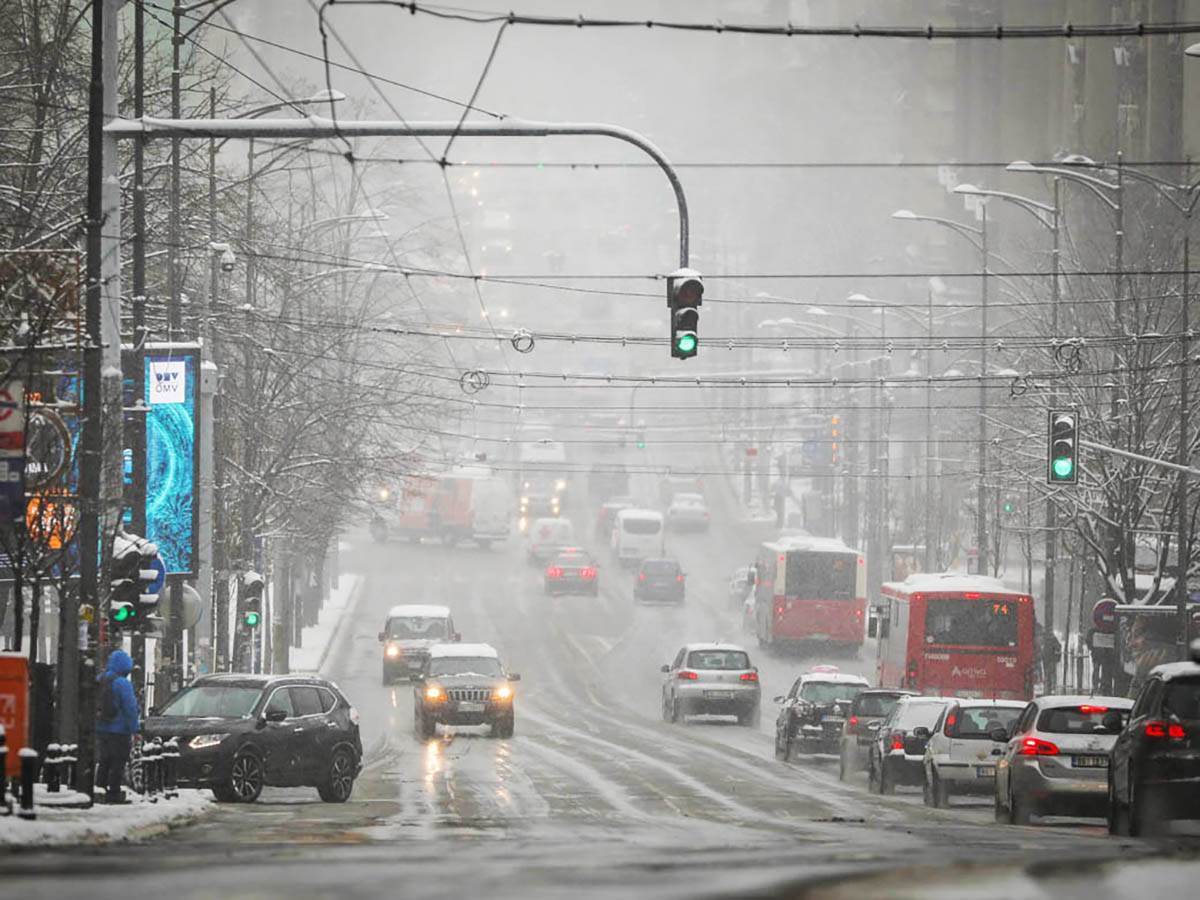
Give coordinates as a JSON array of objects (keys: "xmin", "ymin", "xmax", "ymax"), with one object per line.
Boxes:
[
  {"xmin": 924, "ymin": 597, "xmax": 1018, "ymax": 647},
  {"xmin": 784, "ymin": 552, "xmax": 856, "ymax": 600}
]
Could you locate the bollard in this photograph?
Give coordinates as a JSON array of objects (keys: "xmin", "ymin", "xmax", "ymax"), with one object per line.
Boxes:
[
  {"xmin": 143, "ymin": 737, "xmax": 161, "ymax": 802},
  {"xmin": 162, "ymin": 737, "xmax": 179, "ymax": 799},
  {"xmin": 17, "ymin": 748, "xmax": 37, "ymax": 820},
  {"xmin": 44, "ymin": 743, "xmax": 61, "ymax": 793},
  {"xmin": 61, "ymin": 743, "xmax": 77, "ymax": 791}
]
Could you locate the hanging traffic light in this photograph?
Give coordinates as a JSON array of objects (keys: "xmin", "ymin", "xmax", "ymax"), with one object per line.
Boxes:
[
  {"xmin": 1047, "ymin": 410, "xmax": 1078, "ymax": 484},
  {"xmin": 666, "ymin": 268, "xmax": 703, "ymax": 360},
  {"xmin": 636, "ymin": 428, "xmax": 647, "ymax": 449},
  {"xmin": 242, "ymin": 571, "xmax": 264, "ymax": 628},
  {"xmin": 830, "ymin": 416, "xmax": 841, "ymax": 467}
]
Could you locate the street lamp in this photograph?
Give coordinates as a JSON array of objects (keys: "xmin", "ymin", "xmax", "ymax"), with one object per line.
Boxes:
[{"xmin": 892, "ymin": 207, "xmax": 991, "ymax": 577}]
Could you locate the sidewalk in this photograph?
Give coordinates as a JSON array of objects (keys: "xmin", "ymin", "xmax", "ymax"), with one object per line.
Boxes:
[
  {"xmin": 0, "ymin": 787, "xmax": 211, "ymax": 847},
  {"xmin": 289, "ymin": 572, "xmax": 363, "ymax": 673}
]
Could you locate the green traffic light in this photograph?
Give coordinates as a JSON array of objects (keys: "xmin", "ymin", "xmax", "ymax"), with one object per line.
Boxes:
[
  {"xmin": 675, "ymin": 333, "xmax": 697, "ymax": 354},
  {"xmin": 244, "ymin": 611, "xmax": 261, "ymax": 628},
  {"xmin": 1002, "ymin": 501, "xmax": 1015, "ymax": 514},
  {"xmin": 112, "ymin": 605, "xmax": 134, "ymax": 623},
  {"xmin": 636, "ymin": 441, "xmax": 646, "ymax": 449},
  {"xmin": 1052, "ymin": 457, "xmax": 1074, "ymax": 479}
]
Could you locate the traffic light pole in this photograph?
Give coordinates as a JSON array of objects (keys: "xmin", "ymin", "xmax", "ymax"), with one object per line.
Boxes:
[{"xmin": 104, "ymin": 117, "xmax": 691, "ymax": 267}]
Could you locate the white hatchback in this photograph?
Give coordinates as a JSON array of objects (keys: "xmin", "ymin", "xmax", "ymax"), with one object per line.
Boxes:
[{"xmin": 922, "ymin": 699, "xmax": 1026, "ymax": 807}]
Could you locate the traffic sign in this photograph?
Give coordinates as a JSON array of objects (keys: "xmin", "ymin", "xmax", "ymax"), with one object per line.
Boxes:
[
  {"xmin": 146, "ymin": 556, "xmax": 167, "ymax": 596},
  {"xmin": 0, "ymin": 382, "xmax": 25, "ymax": 454},
  {"xmin": 1092, "ymin": 598, "xmax": 1118, "ymax": 634}
]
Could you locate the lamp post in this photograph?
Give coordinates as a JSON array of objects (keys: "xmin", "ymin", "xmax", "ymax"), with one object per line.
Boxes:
[{"xmin": 892, "ymin": 208, "xmax": 990, "ymax": 576}]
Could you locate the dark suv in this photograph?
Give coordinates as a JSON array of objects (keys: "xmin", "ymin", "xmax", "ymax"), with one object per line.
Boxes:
[
  {"xmin": 838, "ymin": 689, "xmax": 915, "ymax": 780},
  {"xmin": 413, "ymin": 643, "xmax": 520, "ymax": 739},
  {"xmin": 1107, "ymin": 640, "xmax": 1200, "ymax": 836},
  {"xmin": 143, "ymin": 674, "xmax": 362, "ymax": 804},
  {"xmin": 634, "ymin": 558, "xmax": 685, "ymax": 604}
]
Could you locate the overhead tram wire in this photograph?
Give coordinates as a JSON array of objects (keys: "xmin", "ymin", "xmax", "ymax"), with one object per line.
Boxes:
[
  {"xmin": 339, "ymin": 2, "xmax": 1200, "ymax": 40},
  {"xmin": 156, "ymin": 0, "xmax": 505, "ymax": 118}
]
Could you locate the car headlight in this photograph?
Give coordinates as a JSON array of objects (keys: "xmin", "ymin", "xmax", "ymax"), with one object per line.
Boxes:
[
  {"xmin": 385, "ymin": 644, "xmax": 402, "ymax": 658},
  {"xmin": 555, "ymin": 479, "xmax": 567, "ymax": 492},
  {"xmin": 188, "ymin": 733, "xmax": 229, "ymax": 750},
  {"xmin": 425, "ymin": 685, "xmax": 445, "ymax": 701},
  {"xmin": 493, "ymin": 684, "xmax": 513, "ymax": 701}
]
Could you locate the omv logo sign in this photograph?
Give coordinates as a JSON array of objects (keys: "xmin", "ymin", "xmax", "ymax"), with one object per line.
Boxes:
[{"xmin": 149, "ymin": 360, "xmax": 187, "ymax": 405}]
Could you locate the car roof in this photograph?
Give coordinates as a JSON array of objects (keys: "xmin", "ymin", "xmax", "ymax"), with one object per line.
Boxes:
[
  {"xmin": 191, "ymin": 673, "xmax": 331, "ymax": 689},
  {"xmin": 618, "ymin": 507, "xmax": 662, "ymax": 519},
  {"xmin": 387, "ymin": 604, "xmax": 451, "ymax": 619},
  {"xmin": 684, "ymin": 642, "xmax": 749, "ymax": 654},
  {"xmin": 430, "ymin": 642, "xmax": 499, "ymax": 659},
  {"xmin": 1032, "ymin": 694, "xmax": 1133, "ymax": 709},
  {"xmin": 672, "ymin": 493, "xmax": 705, "ymax": 503},
  {"xmin": 949, "ymin": 699, "xmax": 1028, "ymax": 709},
  {"xmin": 800, "ymin": 672, "xmax": 870, "ymax": 686},
  {"xmin": 1149, "ymin": 661, "xmax": 1200, "ymax": 681},
  {"xmin": 641, "ymin": 557, "xmax": 679, "ymax": 566}
]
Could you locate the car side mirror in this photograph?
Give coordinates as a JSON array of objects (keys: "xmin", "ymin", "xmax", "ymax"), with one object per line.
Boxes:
[
  {"xmin": 378, "ymin": 631, "xmax": 386, "ymax": 642},
  {"xmin": 912, "ymin": 726, "xmax": 931, "ymax": 740},
  {"xmin": 988, "ymin": 725, "xmax": 1009, "ymax": 743},
  {"xmin": 411, "ymin": 673, "xmax": 425, "ymax": 682},
  {"xmin": 773, "ymin": 695, "xmax": 785, "ymax": 704},
  {"xmin": 661, "ymin": 664, "xmax": 671, "ymax": 673},
  {"xmin": 264, "ymin": 708, "xmax": 288, "ymax": 724},
  {"xmin": 1102, "ymin": 710, "xmax": 1124, "ymax": 733},
  {"xmin": 866, "ymin": 721, "xmax": 882, "ymax": 732},
  {"xmin": 509, "ymin": 673, "xmax": 521, "ymax": 682},
  {"xmin": 453, "ymin": 632, "xmax": 462, "ymax": 643}
]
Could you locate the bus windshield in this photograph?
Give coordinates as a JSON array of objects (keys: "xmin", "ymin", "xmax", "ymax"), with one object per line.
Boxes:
[
  {"xmin": 785, "ymin": 551, "xmax": 856, "ymax": 600},
  {"xmin": 924, "ymin": 597, "xmax": 1018, "ymax": 648}
]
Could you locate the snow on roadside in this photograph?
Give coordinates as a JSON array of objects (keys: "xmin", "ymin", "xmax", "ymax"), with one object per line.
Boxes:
[
  {"xmin": 0, "ymin": 789, "xmax": 211, "ymax": 847},
  {"xmin": 289, "ymin": 573, "xmax": 363, "ymax": 673}
]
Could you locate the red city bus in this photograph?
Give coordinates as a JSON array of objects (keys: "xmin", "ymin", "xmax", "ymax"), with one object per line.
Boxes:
[
  {"xmin": 876, "ymin": 574, "xmax": 1036, "ymax": 701},
  {"xmin": 753, "ymin": 537, "xmax": 866, "ymax": 651}
]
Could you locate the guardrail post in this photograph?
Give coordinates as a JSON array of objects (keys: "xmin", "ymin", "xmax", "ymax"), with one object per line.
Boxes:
[
  {"xmin": 44, "ymin": 743, "xmax": 61, "ymax": 792},
  {"xmin": 162, "ymin": 737, "xmax": 179, "ymax": 799},
  {"xmin": 18, "ymin": 748, "xmax": 38, "ymax": 819}
]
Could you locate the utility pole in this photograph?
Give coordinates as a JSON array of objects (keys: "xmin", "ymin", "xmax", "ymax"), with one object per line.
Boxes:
[
  {"xmin": 976, "ymin": 205, "xmax": 989, "ymax": 578},
  {"xmin": 1044, "ymin": 177, "xmax": 1060, "ymax": 688},
  {"xmin": 924, "ymin": 285, "xmax": 934, "ymax": 572},
  {"xmin": 1178, "ymin": 228, "xmax": 1192, "ymax": 659}
]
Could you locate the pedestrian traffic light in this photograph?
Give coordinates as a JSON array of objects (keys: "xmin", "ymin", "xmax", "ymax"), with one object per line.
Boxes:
[
  {"xmin": 666, "ymin": 268, "xmax": 703, "ymax": 360},
  {"xmin": 242, "ymin": 571, "xmax": 264, "ymax": 628},
  {"xmin": 1047, "ymin": 410, "xmax": 1078, "ymax": 484}
]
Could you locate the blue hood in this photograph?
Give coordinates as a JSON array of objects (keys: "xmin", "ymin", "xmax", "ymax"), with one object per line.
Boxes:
[{"xmin": 104, "ymin": 649, "xmax": 134, "ymax": 678}]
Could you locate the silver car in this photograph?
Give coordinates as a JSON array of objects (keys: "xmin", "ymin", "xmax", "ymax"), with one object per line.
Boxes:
[
  {"xmin": 993, "ymin": 694, "xmax": 1132, "ymax": 825},
  {"xmin": 661, "ymin": 643, "xmax": 761, "ymax": 727},
  {"xmin": 666, "ymin": 492, "xmax": 710, "ymax": 532}
]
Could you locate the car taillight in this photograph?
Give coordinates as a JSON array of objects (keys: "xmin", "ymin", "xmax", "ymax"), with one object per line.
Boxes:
[
  {"xmin": 1019, "ymin": 737, "xmax": 1059, "ymax": 756},
  {"xmin": 546, "ymin": 566, "xmax": 562, "ymax": 578},
  {"xmin": 1145, "ymin": 721, "xmax": 1186, "ymax": 740},
  {"xmin": 739, "ymin": 671, "xmax": 758, "ymax": 682},
  {"xmin": 847, "ymin": 715, "xmax": 859, "ymax": 734},
  {"xmin": 638, "ymin": 573, "xmax": 646, "ymax": 582},
  {"xmin": 581, "ymin": 567, "xmax": 596, "ymax": 579},
  {"xmin": 677, "ymin": 670, "xmax": 698, "ymax": 680},
  {"xmin": 890, "ymin": 733, "xmax": 904, "ymax": 751},
  {"xmin": 676, "ymin": 574, "xmax": 685, "ymax": 582}
]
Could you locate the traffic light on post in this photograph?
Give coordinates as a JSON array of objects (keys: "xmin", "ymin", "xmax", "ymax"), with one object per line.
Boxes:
[
  {"xmin": 1047, "ymin": 410, "xmax": 1078, "ymax": 484},
  {"xmin": 111, "ymin": 532, "xmax": 160, "ymax": 631},
  {"xmin": 242, "ymin": 571, "xmax": 264, "ymax": 629},
  {"xmin": 667, "ymin": 268, "xmax": 703, "ymax": 360}
]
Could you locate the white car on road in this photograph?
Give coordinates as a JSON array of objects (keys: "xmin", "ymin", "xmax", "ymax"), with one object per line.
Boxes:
[{"xmin": 921, "ymin": 699, "xmax": 1026, "ymax": 807}]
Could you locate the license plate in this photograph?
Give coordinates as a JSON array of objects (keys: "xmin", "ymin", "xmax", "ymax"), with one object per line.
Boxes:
[
  {"xmin": 458, "ymin": 701, "xmax": 485, "ymax": 713},
  {"xmin": 705, "ymin": 691, "xmax": 733, "ymax": 700},
  {"xmin": 1074, "ymin": 755, "xmax": 1108, "ymax": 768},
  {"xmin": 975, "ymin": 765, "xmax": 996, "ymax": 778}
]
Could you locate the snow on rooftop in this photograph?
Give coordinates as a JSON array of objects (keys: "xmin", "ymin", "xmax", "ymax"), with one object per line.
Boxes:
[
  {"xmin": 884, "ymin": 572, "xmax": 1018, "ymax": 594},
  {"xmin": 386, "ymin": 604, "xmax": 451, "ymax": 619},
  {"xmin": 430, "ymin": 642, "xmax": 498, "ymax": 659},
  {"xmin": 765, "ymin": 534, "xmax": 861, "ymax": 554}
]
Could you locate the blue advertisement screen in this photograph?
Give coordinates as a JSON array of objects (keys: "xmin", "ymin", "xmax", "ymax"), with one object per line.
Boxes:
[{"xmin": 144, "ymin": 352, "xmax": 197, "ymax": 575}]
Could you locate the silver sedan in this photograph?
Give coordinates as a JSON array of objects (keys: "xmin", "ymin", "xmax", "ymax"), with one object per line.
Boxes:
[
  {"xmin": 993, "ymin": 694, "xmax": 1131, "ymax": 825},
  {"xmin": 661, "ymin": 643, "xmax": 761, "ymax": 727}
]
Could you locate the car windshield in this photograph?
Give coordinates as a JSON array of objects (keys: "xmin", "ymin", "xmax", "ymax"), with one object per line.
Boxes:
[
  {"xmin": 554, "ymin": 553, "xmax": 590, "ymax": 566},
  {"xmin": 924, "ymin": 597, "xmax": 1018, "ymax": 648},
  {"xmin": 852, "ymin": 693, "xmax": 906, "ymax": 717},
  {"xmin": 386, "ymin": 617, "xmax": 448, "ymax": 640},
  {"xmin": 686, "ymin": 650, "xmax": 750, "ymax": 670},
  {"xmin": 1037, "ymin": 705, "xmax": 1128, "ymax": 734},
  {"xmin": 800, "ymin": 681, "xmax": 866, "ymax": 704},
  {"xmin": 955, "ymin": 706, "xmax": 1023, "ymax": 738},
  {"xmin": 642, "ymin": 560, "xmax": 678, "ymax": 575},
  {"xmin": 429, "ymin": 656, "xmax": 503, "ymax": 678},
  {"xmin": 622, "ymin": 517, "xmax": 661, "ymax": 535},
  {"xmin": 673, "ymin": 494, "xmax": 704, "ymax": 506},
  {"xmin": 1163, "ymin": 678, "xmax": 1200, "ymax": 719},
  {"xmin": 159, "ymin": 685, "xmax": 262, "ymax": 718},
  {"xmin": 894, "ymin": 702, "xmax": 947, "ymax": 730}
]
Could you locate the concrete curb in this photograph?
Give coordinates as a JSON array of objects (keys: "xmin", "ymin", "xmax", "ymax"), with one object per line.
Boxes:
[{"xmin": 315, "ymin": 573, "xmax": 365, "ymax": 675}]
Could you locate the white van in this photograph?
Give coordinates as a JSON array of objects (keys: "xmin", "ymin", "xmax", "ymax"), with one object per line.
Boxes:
[
  {"xmin": 612, "ymin": 508, "xmax": 664, "ymax": 568},
  {"xmin": 526, "ymin": 517, "xmax": 575, "ymax": 564},
  {"xmin": 470, "ymin": 476, "xmax": 511, "ymax": 548}
]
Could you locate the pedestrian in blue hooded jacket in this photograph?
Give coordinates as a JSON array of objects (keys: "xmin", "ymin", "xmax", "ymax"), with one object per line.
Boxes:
[{"xmin": 96, "ymin": 648, "xmax": 140, "ymax": 803}]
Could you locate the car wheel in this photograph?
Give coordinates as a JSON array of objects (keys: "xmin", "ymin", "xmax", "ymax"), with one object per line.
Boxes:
[
  {"xmin": 879, "ymin": 759, "xmax": 896, "ymax": 795},
  {"xmin": 838, "ymin": 748, "xmax": 850, "ymax": 781},
  {"xmin": 672, "ymin": 698, "xmax": 683, "ymax": 724},
  {"xmin": 994, "ymin": 790, "xmax": 1008, "ymax": 823},
  {"xmin": 492, "ymin": 716, "xmax": 515, "ymax": 739},
  {"xmin": 774, "ymin": 727, "xmax": 788, "ymax": 760},
  {"xmin": 212, "ymin": 783, "xmax": 238, "ymax": 803},
  {"xmin": 1108, "ymin": 775, "xmax": 1131, "ymax": 836},
  {"xmin": 317, "ymin": 747, "xmax": 357, "ymax": 803},
  {"xmin": 415, "ymin": 710, "xmax": 436, "ymax": 740},
  {"xmin": 922, "ymin": 770, "xmax": 935, "ymax": 807},
  {"xmin": 1129, "ymin": 782, "xmax": 1158, "ymax": 837},
  {"xmin": 381, "ymin": 669, "xmax": 391, "ymax": 686},
  {"xmin": 867, "ymin": 756, "xmax": 881, "ymax": 793},
  {"xmin": 228, "ymin": 751, "xmax": 264, "ymax": 803},
  {"xmin": 1009, "ymin": 784, "xmax": 1031, "ymax": 825},
  {"xmin": 934, "ymin": 772, "xmax": 950, "ymax": 808}
]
